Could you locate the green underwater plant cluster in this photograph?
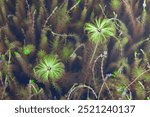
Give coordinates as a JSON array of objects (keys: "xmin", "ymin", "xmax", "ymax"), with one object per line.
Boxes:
[
  {"xmin": 0, "ymin": 0, "xmax": 150, "ymax": 100},
  {"xmin": 34, "ymin": 55, "xmax": 65, "ymax": 82},
  {"xmin": 85, "ymin": 18, "xmax": 116, "ymax": 44}
]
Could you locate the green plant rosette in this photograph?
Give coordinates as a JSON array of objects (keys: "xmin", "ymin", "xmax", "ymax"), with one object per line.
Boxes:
[
  {"xmin": 85, "ymin": 18, "xmax": 116, "ymax": 44},
  {"xmin": 34, "ymin": 55, "xmax": 65, "ymax": 82}
]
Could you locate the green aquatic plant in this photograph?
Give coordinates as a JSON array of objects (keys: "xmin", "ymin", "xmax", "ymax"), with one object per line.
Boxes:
[
  {"xmin": 85, "ymin": 18, "xmax": 116, "ymax": 65},
  {"xmin": 112, "ymin": 70, "xmax": 121, "ymax": 78},
  {"xmin": 50, "ymin": 36, "xmax": 60, "ymax": 53},
  {"xmin": 110, "ymin": 0, "xmax": 121, "ymax": 11},
  {"xmin": 117, "ymin": 85, "xmax": 126, "ymax": 93},
  {"xmin": 23, "ymin": 44, "xmax": 35, "ymax": 55},
  {"xmin": 135, "ymin": 81, "xmax": 145, "ymax": 99},
  {"xmin": 37, "ymin": 50, "xmax": 46, "ymax": 59},
  {"xmin": 85, "ymin": 18, "xmax": 116, "ymax": 44},
  {"xmin": 34, "ymin": 55, "xmax": 65, "ymax": 82},
  {"xmin": 1, "ymin": 0, "xmax": 150, "ymax": 100},
  {"xmin": 28, "ymin": 80, "xmax": 43, "ymax": 97},
  {"xmin": 61, "ymin": 44, "xmax": 74, "ymax": 61},
  {"xmin": 40, "ymin": 28, "xmax": 49, "ymax": 51}
]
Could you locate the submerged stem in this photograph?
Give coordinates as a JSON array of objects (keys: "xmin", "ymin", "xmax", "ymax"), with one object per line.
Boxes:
[
  {"xmin": 89, "ymin": 43, "xmax": 99, "ymax": 66},
  {"xmin": 126, "ymin": 69, "xmax": 150, "ymax": 88}
]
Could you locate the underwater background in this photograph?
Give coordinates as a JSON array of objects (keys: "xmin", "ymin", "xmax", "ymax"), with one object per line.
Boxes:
[{"xmin": 0, "ymin": 0, "xmax": 150, "ymax": 100}]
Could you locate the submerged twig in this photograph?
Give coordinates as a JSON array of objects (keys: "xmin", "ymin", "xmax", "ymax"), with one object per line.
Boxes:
[
  {"xmin": 67, "ymin": 83, "xmax": 98, "ymax": 100},
  {"xmin": 98, "ymin": 52, "xmax": 114, "ymax": 99},
  {"xmin": 126, "ymin": 68, "xmax": 150, "ymax": 88},
  {"xmin": 44, "ymin": 6, "xmax": 58, "ymax": 27},
  {"xmin": 67, "ymin": 0, "xmax": 81, "ymax": 14},
  {"xmin": 99, "ymin": 4, "xmax": 106, "ymax": 17}
]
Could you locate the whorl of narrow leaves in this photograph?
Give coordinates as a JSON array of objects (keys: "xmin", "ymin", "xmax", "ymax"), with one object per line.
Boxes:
[
  {"xmin": 84, "ymin": 18, "xmax": 116, "ymax": 44},
  {"xmin": 34, "ymin": 55, "xmax": 65, "ymax": 82}
]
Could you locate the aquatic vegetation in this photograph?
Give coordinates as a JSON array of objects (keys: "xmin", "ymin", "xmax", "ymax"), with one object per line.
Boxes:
[
  {"xmin": 61, "ymin": 44, "xmax": 74, "ymax": 61},
  {"xmin": 110, "ymin": 0, "xmax": 121, "ymax": 11},
  {"xmin": 22, "ymin": 44, "xmax": 35, "ymax": 55},
  {"xmin": 34, "ymin": 55, "xmax": 65, "ymax": 82},
  {"xmin": 37, "ymin": 50, "xmax": 46, "ymax": 59},
  {"xmin": 85, "ymin": 18, "xmax": 116, "ymax": 44},
  {"xmin": 0, "ymin": 0, "xmax": 150, "ymax": 100}
]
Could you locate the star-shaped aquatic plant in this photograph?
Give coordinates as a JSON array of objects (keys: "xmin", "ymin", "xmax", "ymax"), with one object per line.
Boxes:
[
  {"xmin": 84, "ymin": 18, "xmax": 116, "ymax": 65},
  {"xmin": 34, "ymin": 55, "xmax": 65, "ymax": 82},
  {"xmin": 85, "ymin": 18, "xmax": 116, "ymax": 43}
]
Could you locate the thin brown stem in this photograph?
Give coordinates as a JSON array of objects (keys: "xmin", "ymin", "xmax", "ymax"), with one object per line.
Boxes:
[
  {"xmin": 44, "ymin": 6, "xmax": 58, "ymax": 27},
  {"xmin": 67, "ymin": 84, "xmax": 97, "ymax": 100},
  {"xmin": 126, "ymin": 69, "xmax": 150, "ymax": 88},
  {"xmin": 98, "ymin": 55, "xmax": 114, "ymax": 99},
  {"xmin": 89, "ymin": 43, "xmax": 99, "ymax": 66}
]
